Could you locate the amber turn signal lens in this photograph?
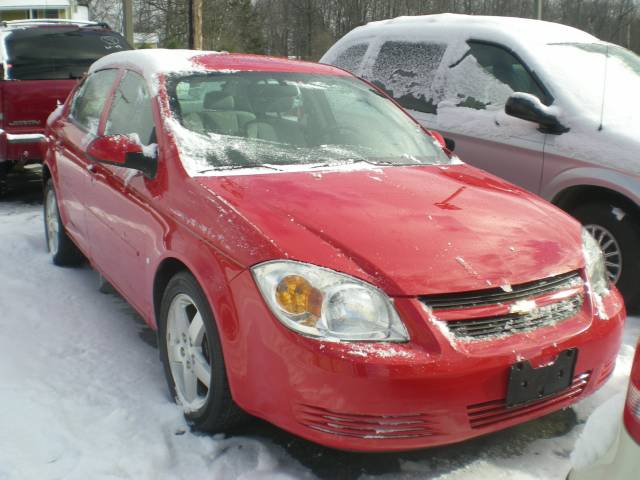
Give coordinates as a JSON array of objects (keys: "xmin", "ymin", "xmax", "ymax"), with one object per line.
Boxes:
[{"xmin": 275, "ymin": 275, "xmax": 322, "ymax": 321}]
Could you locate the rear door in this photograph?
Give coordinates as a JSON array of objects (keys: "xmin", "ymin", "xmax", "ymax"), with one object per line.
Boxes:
[
  {"xmin": 2, "ymin": 26, "xmax": 129, "ymax": 160},
  {"xmin": 52, "ymin": 69, "xmax": 119, "ymax": 250}
]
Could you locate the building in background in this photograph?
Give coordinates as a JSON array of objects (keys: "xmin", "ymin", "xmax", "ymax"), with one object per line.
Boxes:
[{"xmin": 0, "ymin": 1, "xmax": 88, "ymax": 22}]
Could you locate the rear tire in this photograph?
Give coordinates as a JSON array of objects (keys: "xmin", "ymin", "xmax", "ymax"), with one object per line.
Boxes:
[
  {"xmin": 43, "ymin": 179, "xmax": 83, "ymax": 266},
  {"xmin": 572, "ymin": 202, "xmax": 640, "ymax": 312},
  {"xmin": 158, "ymin": 271, "xmax": 247, "ymax": 431},
  {"xmin": 0, "ymin": 161, "xmax": 10, "ymax": 198}
]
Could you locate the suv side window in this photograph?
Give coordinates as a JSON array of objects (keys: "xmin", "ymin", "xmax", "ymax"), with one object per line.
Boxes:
[
  {"xmin": 70, "ymin": 69, "xmax": 118, "ymax": 134},
  {"xmin": 448, "ymin": 42, "xmax": 549, "ymax": 110},
  {"xmin": 368, "ymin": 41, "xmax": 446, "ymax": 114},
  {"xmin": 105, "ymin": 71, "xmax": 155, "ymax": 145},
  {"xmin": 332, "ymin": 43, "xmax": 369, "ymax": 74}
]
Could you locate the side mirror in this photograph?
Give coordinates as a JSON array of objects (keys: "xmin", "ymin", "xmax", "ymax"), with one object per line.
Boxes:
[
  {"xmin": 505, "ymin": 93, "xmax": 569, "ymax": 135},
  {"xmin": 428, "ymin": 129, "xmax": 455, "ymax": 152},
  {"xmin": 444, "ymin": 137, "xmax": 455, "ymax": 152},
  {"xmin": 87, "ymin": 135, "xmax": 157, "ymax": 178}
]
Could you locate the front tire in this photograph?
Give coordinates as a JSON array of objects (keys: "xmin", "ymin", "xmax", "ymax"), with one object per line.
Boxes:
[
  {"xmin": 43, "ymin": 179, "xmax": 83, "ymax": 266},
  {"xmin": 158, "ymin": 271, "xmax": 246, "ymax": 431},
  {"xmin": 572, "ymin": 202, "xmax": 640, "ymax": 312}
]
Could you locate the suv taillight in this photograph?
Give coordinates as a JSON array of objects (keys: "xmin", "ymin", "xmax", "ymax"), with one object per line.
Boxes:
[{"xmin": 624, "ymin": 338, "xmax": 640, "ymax": 443}]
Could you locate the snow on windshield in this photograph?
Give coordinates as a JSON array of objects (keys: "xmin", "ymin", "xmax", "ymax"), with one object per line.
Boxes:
[{"xmin": 163, "ymin": 71, "xmax": 451, "ymax": 176}]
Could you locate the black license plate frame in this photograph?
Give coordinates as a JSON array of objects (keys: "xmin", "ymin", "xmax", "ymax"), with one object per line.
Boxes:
[{"xmin": 506, "ymin": 348, "xmax": 578, "ymax": 408}]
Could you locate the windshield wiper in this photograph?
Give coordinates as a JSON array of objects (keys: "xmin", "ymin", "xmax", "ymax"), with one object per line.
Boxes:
[{"xmin": 198, "ymin": 163, "xmax": 282, "ymax": 174}]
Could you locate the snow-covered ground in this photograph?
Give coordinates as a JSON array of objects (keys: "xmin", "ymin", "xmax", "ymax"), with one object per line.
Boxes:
[{"xmin": 1, "ymin": 184, "xmax": 638, "ymax": 480}]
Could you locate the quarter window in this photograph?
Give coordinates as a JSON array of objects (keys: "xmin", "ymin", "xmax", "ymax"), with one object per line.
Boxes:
[
  {"xmin": 332, "ymin": 43, "xmax": 369, "ymax": 74},
  {"xmin": 368, "ymin": 41, "xmax": 446, "ymax": 114},
  {"xmin": 105, "ymin": 71, "xmax": 155, "ymax": 145},
  {"xmin": 69, "ymin": 69, "xmax": 118, "ymax": 134}
]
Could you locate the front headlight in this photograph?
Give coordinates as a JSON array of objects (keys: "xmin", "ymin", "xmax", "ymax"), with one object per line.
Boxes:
[
  {"xmin": 252, "ymin": 260, "xmax": 409, "ymax": 342},
  {"xmin": 582, "ymin": 228, "xmax": 610, "ymax": 297}
]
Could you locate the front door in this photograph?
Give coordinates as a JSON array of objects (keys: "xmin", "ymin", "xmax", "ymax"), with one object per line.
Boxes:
[
  {"xmin": 84, "ymin": 70, "xmax": 158, "ymax": 316},
  {"xmin": 431, "ymin": 41, "xmax": 551, "ymax": 194}
]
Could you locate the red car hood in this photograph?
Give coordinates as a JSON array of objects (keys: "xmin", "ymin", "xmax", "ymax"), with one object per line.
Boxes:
[{"xmin": 195, "ymin": 164, "xmax": 584, "ymax": 296}]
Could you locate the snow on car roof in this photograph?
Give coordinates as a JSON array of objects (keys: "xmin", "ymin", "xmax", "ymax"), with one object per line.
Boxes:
[
  {"xmin": 352, "ymin": 13, "xmax": 598, "ymax": 46},
  {"xmin": 90, "ymin": 49, "xmax": 350, "ymax": 94}
]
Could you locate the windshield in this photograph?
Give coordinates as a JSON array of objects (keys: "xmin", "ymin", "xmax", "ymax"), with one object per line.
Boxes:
[
  {"xmin": 5, "ymin": 27, "xmax": 129, "ymax": 80},
  {"xmin": 545, "ymin": 43, "xmax": 640, "ymax": 127},
  {"xmin": 166, "ymin": 72, "xmax": 450, "ymax": 173}
]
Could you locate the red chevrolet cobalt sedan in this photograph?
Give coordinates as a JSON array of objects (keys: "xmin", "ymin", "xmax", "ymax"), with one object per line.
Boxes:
[{"xmin": 42, "ymin": 49, "xmax": 625, "ymax": 451}]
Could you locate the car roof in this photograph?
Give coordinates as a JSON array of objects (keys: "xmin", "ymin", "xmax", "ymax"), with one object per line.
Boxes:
[
  {"xmin": 0, "ymin": 19, "xmax": 112, "ymax": 31},
  {"xmin": 90, "ymin": 49, "xmax": 352, "ymax": 92},
  {"xmin": 348, "ymin": 13, "xmax": 598, "ymax": 45}
]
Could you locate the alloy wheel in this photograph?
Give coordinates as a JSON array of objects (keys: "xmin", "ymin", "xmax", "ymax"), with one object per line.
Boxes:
[
  {"xmin": 166, "ymin": 293, "xmax": 211, "ymax": 412},
  {"xmin": 585, "ymin": 224, "xmax": 622, "ymax": 284},
  {"xmin": 45, "ymin": 188, "xmax": 60, "ymax": 255}
]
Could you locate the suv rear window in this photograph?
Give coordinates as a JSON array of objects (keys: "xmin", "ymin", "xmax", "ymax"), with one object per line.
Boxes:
[{"xmin": 5, "ymin": 27, "xmax": 129, "ymax": 80}]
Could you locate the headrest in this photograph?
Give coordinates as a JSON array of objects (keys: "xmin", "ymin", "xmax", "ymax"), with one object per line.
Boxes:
[
  {"xmin": 249, "ymin": 84, "xmax": 298, "ymax": 114},
  {"xmin": 204, "ymin": 91, "xmax": 235, "ymax": 110}
]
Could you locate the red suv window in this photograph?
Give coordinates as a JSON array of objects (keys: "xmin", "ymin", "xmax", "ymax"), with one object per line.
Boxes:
[{"xmin": 5, "ymin": 26, "xmax": 129, "ymax": 80}]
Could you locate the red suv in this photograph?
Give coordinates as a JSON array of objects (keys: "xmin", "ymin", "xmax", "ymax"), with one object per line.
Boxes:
[
  {"xmin": 43, "ymin": 49, "xmax": 625, "ymax": 451},
  {"xmin": 0, "ymin": 19, "xmax": 129, "ymax": 194}
]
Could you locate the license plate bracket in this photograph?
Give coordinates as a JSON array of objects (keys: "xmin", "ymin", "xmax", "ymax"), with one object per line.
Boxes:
[{"xmin": 506, "ymin": 348, "xmax": 578, "ymax": 408}]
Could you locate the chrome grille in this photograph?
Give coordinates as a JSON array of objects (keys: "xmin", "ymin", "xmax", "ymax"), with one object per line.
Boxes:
[
  {"xmin": 421, "ymin": 271, "xmax": 582, "ymax": 310},
  {"xmin": 447, "ymin": 294, "xmax": 583, "ymax": 339}
]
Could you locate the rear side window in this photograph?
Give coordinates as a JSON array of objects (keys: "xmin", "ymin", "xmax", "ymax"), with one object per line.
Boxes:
[
  {"xmin": 70, "ymin": 69, "xmax": 118, "ymax": 134},
  {"xmin": 368, "ymin": 41, "xmax": 446, "ymax": 114},
  {"xmin": 332, "ymin": 43, "xmax": 369, "ymax": 74},
  {"xmin": 105, "ymin": 71, "xmax": 155, "ymax": 145},
  {"xmin": 5, "ymin": 27, "xmax": 129, "ymax": 80}
]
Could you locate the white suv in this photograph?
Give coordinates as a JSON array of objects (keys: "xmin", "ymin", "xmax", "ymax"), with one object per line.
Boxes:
[{"xmin": 321, "ymin": 14, "xmax": 640, "ymax": 309}]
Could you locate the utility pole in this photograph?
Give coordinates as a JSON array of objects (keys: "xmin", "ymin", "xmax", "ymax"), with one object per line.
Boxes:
[
  {"xmin": 535, "ymin": 0, "xmax": 543, "ymax": 20},
  {"xmin": 193, "ymin": 0, "xmax": 203, "ymax": 50},
  {"xmin": 123, "ymin": 0, "xmax": 134, "ymax": 46},
  {"xmin": 188, "ymin": 0, "xmax": 194, "ymax": 49}
]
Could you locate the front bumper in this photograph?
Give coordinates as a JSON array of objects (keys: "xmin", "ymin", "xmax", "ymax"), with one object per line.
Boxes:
[{"xmin": 223, "ymin": 270, "xmax": 625, "ymax": 451}]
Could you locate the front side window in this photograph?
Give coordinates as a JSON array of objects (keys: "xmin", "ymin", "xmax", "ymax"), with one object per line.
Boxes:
[
  {"xmin": 447, "ymin": 42, "xmax": 549, "ymax": 110},
  {"xmin": 69, "ymin": 69, "xmax": 118, "ymax": 134},
  {"xmin": 105, "ymin": 71, "xmax": 155, "ymax": 146},
  {"xmin": 167, "ymin": 72, "xmax": 450, "ymax": 174},
  {"xmin": 367, "ymin": 41, "xmax": 447, "ymax": 114},
  {"xmin": 5, "ymin": 27, "xmax": 129, "ymax": 80}
]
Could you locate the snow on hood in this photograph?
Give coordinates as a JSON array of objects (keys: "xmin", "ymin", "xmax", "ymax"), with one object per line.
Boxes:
[{"xmin": 193, "ymin": 164, "xmax": 584, "ymax": 296}]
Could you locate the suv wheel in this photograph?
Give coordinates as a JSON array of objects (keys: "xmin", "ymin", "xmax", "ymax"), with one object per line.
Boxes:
[
  {"xmin": 572, "ymin": 202, "xmax": 640, "ymax": 312},
  {"xmin": 158, "ymin": 271, "xmax": 247, "ymax": 431},
  {"xmin": 44, "ymin": 179, "xmax": 84, "ymax": 266}
]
